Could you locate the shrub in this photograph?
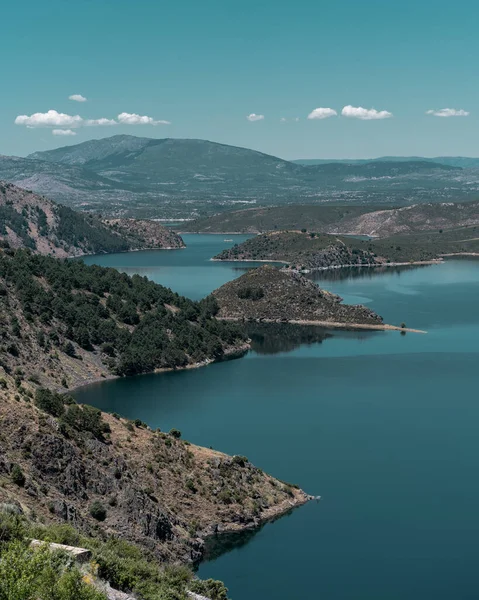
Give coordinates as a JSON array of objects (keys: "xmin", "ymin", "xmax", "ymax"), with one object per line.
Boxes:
[
  {"xmin": 169, "ymin": 428, "xmax": 182, "ymax": 439},
  {"xmin": 237, "ymin": 286, "xmax": 264, "ymax": 301},
  {"xmin": 34, "ymin": 388, "xmax": 65, "ymax": 418},
  {"xmin": 232, "ymin": 455, "xmax": 248, "ymax": 467},
  {"xmin": 63, "ymin": 341, "xmax": 76, "ymax": 357},
  {"xmin": 190, "ymin": 578, "xmax": 229, "ymax": 600},
  {"xmin": 10, "ymin": 464, "xmax": 25, "ymax": 487},
  {"xmin": 89, "ymin": 501, "xmax": 107, "ymax": 522},
  {"xmin": 0, "ymin": 541, "xmax": 106, "ymax": 600},
  {"xmin": 185, "ymin": 479, "xmax": 197, "ymax": 493}
]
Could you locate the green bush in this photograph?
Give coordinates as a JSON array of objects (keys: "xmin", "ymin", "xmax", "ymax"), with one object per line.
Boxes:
[
  {"xmin": 10, "ymin": 464, "xmax": 25, "ymax": 487},
  {"xmin": 0, "ymin": 540, "xmax": 106, "ymax": 600},
  {"xmin": 237, "ymin": 286, "xmax": 264, "ymax": 301},
  {"xmin": 34, "ymin": 388, "xmax": 65, "ymax": 418},
  {"xmin": 190, "ymin": 578, "xmax": 229, "ymax": 600},
  {"xmin": 89, "ymin": 501, "xmax": 107, "ymax": 522},
  {"xmin": 169, "ymin": 428, "xmax": 182, "ymax": 439}
]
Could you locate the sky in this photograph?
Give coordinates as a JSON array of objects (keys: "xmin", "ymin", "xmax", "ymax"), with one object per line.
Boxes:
[{"xmin": 2, "ymin": 0, "xmax": 479, "ymax": 159}]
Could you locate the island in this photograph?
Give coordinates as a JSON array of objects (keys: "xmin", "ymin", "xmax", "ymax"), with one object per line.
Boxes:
[
  {"xmin": 213, "ymin": 229, "xmax": 479, "ymax": 270},
  {"xmin": 212, "ymin": 265, "xmax": 418, "ymax": 332}
]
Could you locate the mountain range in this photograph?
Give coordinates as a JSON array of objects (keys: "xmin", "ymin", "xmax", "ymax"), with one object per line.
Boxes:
[{"xmin": 0, "ymin": 135, "xmax": 478, "ymax": 219}]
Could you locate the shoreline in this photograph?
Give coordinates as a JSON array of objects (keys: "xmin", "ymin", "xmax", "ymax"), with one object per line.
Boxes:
[
  {"xmin": 217, "ymin": 316, "xmax": 426, "ymax": 334},
  {"xmin": 212, "ymin": 257, "xmax": 443, "ymax": 272},
  {"xmin": 67, "ymin": 341, "xmax": 251, "ymax": 394}
]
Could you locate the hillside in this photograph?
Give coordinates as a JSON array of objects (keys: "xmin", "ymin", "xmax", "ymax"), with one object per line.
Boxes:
[
  {"xmin": 213, "ymin": 229, "xmax": 479, "ymax": 269},
  {"xmin": 182, "ymin": 205, "xmax": 381, "ymax": 233},
  {"xmin": 0, "ymin": 182, "xmax": 184, "ymax": 256},
  {"xmin": 0, "ymin": 135, "xmax": 473, "ymax": 218},
  {"xmin": 0, "ymin": 247, "xmax": 248, "ymax": 390},
  {"xmin": 103, "ymin": 218, "xmax": 185, "ymax": 249},
  {"xmin": 0, "ymin": 387, "xmax": 308, "ymax": 569},
  {"xmin": 182, "ymin": 201, "xmax": 479, "ymax": 237},
  {"xmin": 212, "ymin": 265, "xmax": 382, "ymax": 325}
]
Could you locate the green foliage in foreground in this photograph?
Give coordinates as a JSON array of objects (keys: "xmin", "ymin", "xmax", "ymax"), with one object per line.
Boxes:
[
  {"xmin": 0, "ymin": 512, "xmax": 229, "ymax": 600},
  {"xmin": 0, "ymin": 540, "xmax": 105, "ymax": 600}
]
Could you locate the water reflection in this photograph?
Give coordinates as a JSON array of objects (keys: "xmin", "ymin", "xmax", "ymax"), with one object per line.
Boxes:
[
  {"xmin": 308, "ymin": 264, "xmax": 429, "ymax": 283},
  {"xmin": 198, "ymin": 509, "xmax": 297, "ymax": 566},
  {"xmin": 247, "ymin": 323, "xmax": 333, "ymax": 355}
]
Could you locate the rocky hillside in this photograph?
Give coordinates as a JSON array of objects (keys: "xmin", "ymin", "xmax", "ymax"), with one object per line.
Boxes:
[
  {"xmin": 0, "ymin": 182, "xmax": 184, "ymax": 256},
  {"xmin": 103, "ymin": 218, "xmax": 184, "ymax": 249},
  {"xmin": 212, "ymin": 265, "xmax": 382, "ymax": 325},
  {"xmin": 0, "ymin": 247, "xmax": 247, "ymax": 391},
  {"xmin": 0, "ymin": 388, "xmax": 308, "ymax": 567},
  {"xmin": 324, "ymin": 201, "xmax": 479, "ymax": 238}
]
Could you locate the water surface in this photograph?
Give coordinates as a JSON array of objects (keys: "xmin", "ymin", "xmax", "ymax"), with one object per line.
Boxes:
[{"xmin": 77, "ymin": 238, "xmax": 479, "ymax": 600}]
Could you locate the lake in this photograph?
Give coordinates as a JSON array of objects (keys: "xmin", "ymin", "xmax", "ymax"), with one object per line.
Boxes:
[{"xmin": 78, "ymin": 236, "xmax": 479, "ymax": 600}]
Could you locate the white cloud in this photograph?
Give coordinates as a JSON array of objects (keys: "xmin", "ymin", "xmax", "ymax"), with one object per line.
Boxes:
[
  {"xmin": 426, "ymin": 108, "xmax": 469, "ymax": 117},
  {"xmin": 341, "ymin": 105, "xmax": 393, "ymax": 120},
  {"xmin": 117, "ymin": 112, "xmax": 170, "ymax": 125},
  {"xmin": 280, "ymin": 117, "xmax": 287, "ymax": 122},
  {"xmin": 85, "ymin": 118, "xmax": 118, "ymax": 126},
  {"xmin": 52, "ymin": 129, "xmax": 77, "ymax": 136},
  {"xmin": 246, "ymin": 113, "xmax": 264, "ymax": 122},
  {"xmin": 15, "ymin": 109, "xmax": 83, "ymax": 128},
  {"xmin": 69, "ymin": 94, "xmax": 87, "ymax": 102},
  {"xmin": 307, "ymin": 107, "xmax": 337, "ymax": 120},
  {"xmin": 294, "ymin": 117, "xmax": 300, "ymax": 122}
]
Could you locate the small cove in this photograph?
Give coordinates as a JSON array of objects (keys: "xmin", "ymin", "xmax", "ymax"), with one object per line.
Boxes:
[{"xmin": 78, "ymin": 236, "xmax": 479, "ymax": 600}]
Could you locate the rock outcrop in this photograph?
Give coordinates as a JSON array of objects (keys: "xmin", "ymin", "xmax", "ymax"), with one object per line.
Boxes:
[{"xmin": 0, "ymin": 389, "xmax": 309, "ymax": 564}]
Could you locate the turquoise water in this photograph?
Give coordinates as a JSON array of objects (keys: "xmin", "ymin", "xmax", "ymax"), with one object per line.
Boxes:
[{"xmin": 77, "ymin": 238, "xmax": 479, "ymax": 600}]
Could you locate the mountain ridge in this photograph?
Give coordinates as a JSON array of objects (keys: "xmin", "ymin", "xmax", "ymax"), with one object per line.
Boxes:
[{"xmin": 0, "ymin": 135, "xmax": 476, "ymax": 218}]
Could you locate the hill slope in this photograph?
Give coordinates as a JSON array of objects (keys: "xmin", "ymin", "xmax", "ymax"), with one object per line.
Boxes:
[
  {"xmin": 0, "ymin": 387, "xmax": 307, "ymax": 567},
  {"xmin": 214, "ymin": 229, "xmax": 479, "ymax": 268},
  {"xmin": 0, "ymin": 182, "xmax": 184, "ymax": 256},
  {"xmin": 212, "ymin": 265, "xmax": 382, "ymax": 325},
  {"xmin": 0, "ymin": 247, "xmax": 247, "ymax": 389},
  {"xmin": 184, "ymin": 201, "xmax": 479, "ymax": 237}
]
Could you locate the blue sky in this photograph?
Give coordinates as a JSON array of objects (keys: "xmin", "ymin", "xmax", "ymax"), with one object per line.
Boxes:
[{"xmin": 2, "ymin": 0, "xmax": 478, "ymax": 159}]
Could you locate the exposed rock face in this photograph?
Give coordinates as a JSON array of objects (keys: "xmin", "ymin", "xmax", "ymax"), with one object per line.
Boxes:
[
  {"xmin": 0, "ymin": 181, "xmax": 185, "ymax": 257},
  {"xmin": 103, "ymin": 218, "xmax": 185, "ymax": 249},
  {"xmin": 0, "ymin": 391, "xmax": 309, "ymax": 563},
  {"xmin": 212, "ymin": 265, "xmax": 383, "ymax": 325}
]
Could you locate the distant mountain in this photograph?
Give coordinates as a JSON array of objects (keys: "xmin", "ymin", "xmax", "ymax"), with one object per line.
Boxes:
[
  {"xmin": 294, "ymin": 156, "xmax": 479, "ymax": 169},
  {"xmin": 0, "ymin": 181, "xmax": 184, "ymax": 256},
  {"xmin": 0, "ymin": 136, "xmax": 476, "ymax": 219}
]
